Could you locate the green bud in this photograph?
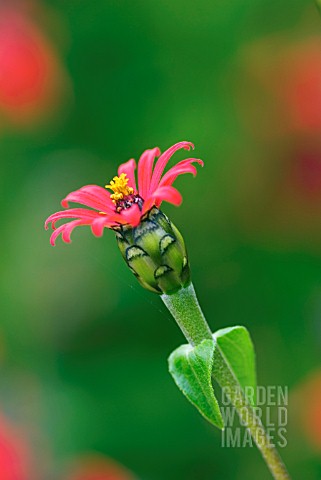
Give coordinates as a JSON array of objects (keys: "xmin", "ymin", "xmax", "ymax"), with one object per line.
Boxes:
[{"xmin": 114, "ymin": 207, "xmax": 191, "ymax": 294}]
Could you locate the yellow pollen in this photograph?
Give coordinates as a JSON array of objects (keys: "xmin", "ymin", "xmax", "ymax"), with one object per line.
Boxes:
[{"xmin": 105, "ymin": 173, "xmax": 134, "ymax": 203}]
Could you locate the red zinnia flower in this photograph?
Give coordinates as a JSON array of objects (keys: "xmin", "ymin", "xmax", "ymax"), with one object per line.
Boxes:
[{"xmin": 45, "ymin": 141, "xmax": 203, "ymax": 246}]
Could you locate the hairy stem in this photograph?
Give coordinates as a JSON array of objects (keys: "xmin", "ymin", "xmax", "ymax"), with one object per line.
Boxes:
[
  {"xmin": 161, "ymin": 283, "xmax": 212, "ymax": 345},
  {"xmin": 161, "ymin": 283, "xmax": 291, "ymax": 480},
  {"xmin": 214, "ymin": 348, "xmax": 290, "ymax": 479}
]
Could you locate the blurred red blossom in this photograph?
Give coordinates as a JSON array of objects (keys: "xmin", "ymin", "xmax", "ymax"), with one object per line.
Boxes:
[
  {"xmin": 237, "ymin": 36, "xmax": 321, "ymax": 138},
  {"xmin": 231, "ymin": 35, "xmax": 321, "ymax": 246},
  {"xmin": 0, "ymin": 414, "xmax": 136, "ymax": 480},
  {"xmin": 292, "ymin": 370, "xmax": 321, "ymax": 452},
  {"xmin": 287, "ymin": 146, "xmax": 321, "ymax": 201},
  {"xmin": 266, "ymin": 38, "xmax": 321, "ymax": 133},
  {"xmin": 299, "ymin": 371, "xmax": 321, "ymax": 450},
  {"xmin": 0, "ymin": 3, "xmax": 70, "ymax": 127},
  {"xmin": 0, "ymin": 412, "xmax": 34, "ymax": 480},
  {"xmin": 63, "ymin": 454, "xmax": 136, "ymax": 480}
]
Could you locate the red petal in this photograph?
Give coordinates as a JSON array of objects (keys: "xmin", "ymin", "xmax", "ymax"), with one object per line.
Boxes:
[
  {"xmin": 91, "ymin": 217, "xmax": 110, "ymax": 237},
  {"xmin": 61, "ymin": 220, "xmax": 91, "ymax": 243},
  {"xmin": 119, "ymin": 203, "xmax": 142, "ymax": 227},
  {"xmin": 159, "ymin": 158, "xmax": 203, "ymax": 188},
  {"xmin": 148, "ymin": 141, "xmax": 194, "ymax": 194},
  {"xmin": 45, "ymin": 208, "xmax": 101, "ymax": 229},
  {"xmin": 143, "ymin": 186, "xmax": 182, "ymax": 213},
  {"xmin": 61, "ymin": 186, "xmax": 114, "ymax": 212},
  {"xmin": 49, "ymin": 219, "xmax": 89, "ymax": 246},
  {"xmin": 78, "ymin": 185, "xmax": 114, "ymax": 205},
  {"xmin": 137, "ymin": 147, "xmax": 161, "ymax": 199}
]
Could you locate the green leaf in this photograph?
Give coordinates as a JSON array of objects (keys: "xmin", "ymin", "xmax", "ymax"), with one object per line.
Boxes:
[
  {"xmin": 213, "ymin": 326, "xmax": 257, "ymax": 405},
  {"xmin": 168, "ymin": 339, "xmax": 224, "ymax": 429}
]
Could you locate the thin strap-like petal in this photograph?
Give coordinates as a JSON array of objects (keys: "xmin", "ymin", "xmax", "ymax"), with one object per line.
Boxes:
[
  {"xmin": 148, "ymin": 141, "xmax": 194, "ymax": 194},
  {"xmin": 91, "ymin": 207, "xmax": 141, "ymax": 232},
  {"xmin": 91, "ymin": 216, "xmax": 113, "ymax": 237},
  {"xmin": 78, "ymin": 185, "xmax": 115, "ymax": 208},
  {"xmin": 78, "ymin": 185, "xmax": 112, "ymax": 199},
  {"xmin": 159, "ymin": 158, "xmax": 203, "ymax": 188},
  {"xmin": 50, "ymin": 219, "xmax": 92, "ymax": 246},
  {"xmin": 137, "ymin": 147, "xmax": 160, "ymax": 199},
  {"xmin": 143, "ymin": 186, "xmax": 182, "ymax": 213},
  {"xmin": 118, "ymin": 158, "xmax": 137, "ymax": 191},
  {"xmin": 45, "ymin": 208, "xmax": 101, "ymax": 230},
  {"xmin": 61, "ymin": 188, "xmax": 114, "ymax": 212}
]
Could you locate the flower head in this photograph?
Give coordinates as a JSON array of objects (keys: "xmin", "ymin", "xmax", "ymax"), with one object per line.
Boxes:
[
  {"xmin": 45, "ymin": 141, "xmax": 203, "ymax": 245},
  {"xmin": 45, "ymin": 141, "xmax": 203, "ymax": 294}
]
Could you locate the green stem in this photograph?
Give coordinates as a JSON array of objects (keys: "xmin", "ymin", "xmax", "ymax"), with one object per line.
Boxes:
[
  {"xmin": 214, "ymin": 349, "xmax": 290, "ymax": 479},
  {"xmin": 161, "ymin": 283, "xmax": 212, "ymax": 345},
  {"xmin": 161, "ymin": 283, "xmax": 291, "ymax": 480}
]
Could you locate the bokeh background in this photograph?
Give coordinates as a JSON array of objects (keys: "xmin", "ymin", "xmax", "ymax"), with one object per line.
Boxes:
[{"xmin": 0, "ymin": 0, "xmax": 321, "ymax": 478}]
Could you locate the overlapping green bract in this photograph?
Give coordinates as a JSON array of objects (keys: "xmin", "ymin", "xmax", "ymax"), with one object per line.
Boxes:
[{"xmin": 115, "ymin": 207, "xmax": 190, "ymax": 294}]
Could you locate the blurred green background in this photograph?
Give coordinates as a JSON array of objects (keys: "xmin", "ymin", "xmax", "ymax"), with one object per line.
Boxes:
[{"xmin": 1, "ymin": 0, "xmax": 321, "ymax": 479}]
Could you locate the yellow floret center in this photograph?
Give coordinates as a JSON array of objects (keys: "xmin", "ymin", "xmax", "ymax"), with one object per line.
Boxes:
[{"xmin": 105, "ymin": 173, "xmax": 134, "ymax": 203}]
